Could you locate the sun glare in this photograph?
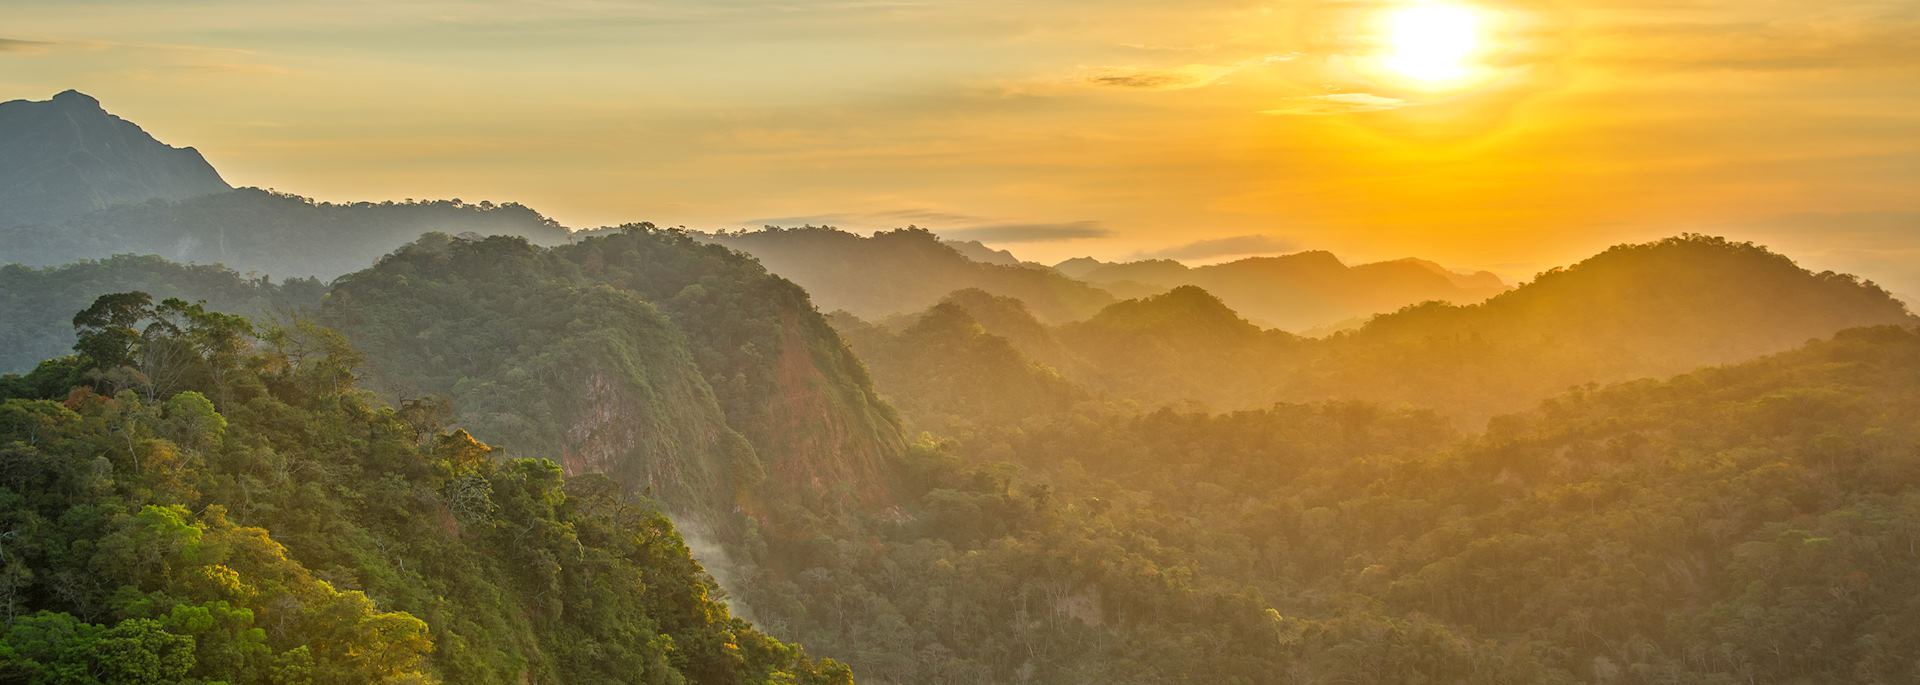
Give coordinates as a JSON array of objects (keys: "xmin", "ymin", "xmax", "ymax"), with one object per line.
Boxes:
[{"xmin": 1380, "ymin": 2, "xmax": 1485, "ymax": 86}]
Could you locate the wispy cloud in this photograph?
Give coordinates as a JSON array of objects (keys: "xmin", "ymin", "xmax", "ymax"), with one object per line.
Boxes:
[
  {"xmin": 1084, "ymin": 64, "xmax": 1239, "ymax": 90},
  {"xmin": 1136, "ymin": 234, "xmax": 1297, "ymax": 261},
  {"xmin": 1081, "ymin": 54, "xmax": 1299, "ymax": 91},
  {"xmin": 943, "ymin": 221, "xmax": 1111, "ymax": 243},
  {"xmin": 1261, "ymin": 92, "xmax": 1410, "ymax": 116},
  {"xmin": 0, "ymin": 37, "xmax": 59, "ymax": 53},
  {"xmin": 744, "ymin": 211, "xmax": 1107, "ymax": 243}
]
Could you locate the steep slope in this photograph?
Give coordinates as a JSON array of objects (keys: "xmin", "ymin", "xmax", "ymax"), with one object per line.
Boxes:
[
  {"xmin": 553, "ymin": 228, "xmax": 907, "ymax": 511},
  {"xmin": 705, "ymin": 226, "xmax": 1116, "ymax": 322},
  {"xmin": 322, "ymin": 233, "xmax": 753, "ymax": 519},
  {"xmin": 1060, "ymin": 250, "xmax": 1508, "ymax": 332},
  {"xmin": 0, "ymin": 90, "xmax": 229, "ymax": 225},
  {"xmin": 0, "ymin": 297, "xmax": 850, "ymax": 684},
  {"xmin": 0, "ymin": 255, "xmax": 326, "ymax": 373}
]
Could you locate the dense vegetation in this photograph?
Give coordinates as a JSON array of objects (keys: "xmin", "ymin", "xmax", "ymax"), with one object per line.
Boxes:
[
  {"xmin": 1, "ymin": 188, "xmax": 570, "ymax": 280},
  {"xmin": 7, "ymin": 229, "xmax": 1920, "ymax": 685},
  {"xmin": 700, "ymin": 226, "xmax": 1116, "ymax": 323},
  {"xmin": 746, "ymin": 324, "xmax": 1920, "ymax": 683},
  {"xmin": 0, "ymin": 294, "xmax": 849, "ymax": 684},
  {"xmin": 319, "ymin": 228, "xmax": 906, "ymax": 521}
]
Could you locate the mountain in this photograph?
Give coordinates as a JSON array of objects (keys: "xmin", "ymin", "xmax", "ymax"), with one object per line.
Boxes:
[
  {"xmin": 321, "ymin": 228, "xmax": 907, "ymax": 520},
  {"xmin": 0, "ymin": 92, "xmax": 570, "ymax": 279},
  {"xmin": 1, "ymin": 188, "xmax": 572, "ymax": 280},
  {"xmin": 940, "ymin": 239, "xmax": 1022, "ymax": 266},
  {"xmin": 703, "ymin": 226, "xmax": 1116, "ymax": 322},
  {"xmin": 0, "ymin": 297, "xmax": 850, "ymax": 684},
  {"xmin": 1056, "ymin": 250, "xmax": 1509, "ymax": 332},
  {"xmin": 0, "ymin": 90, "xmax": 230, "ymax": 225}
]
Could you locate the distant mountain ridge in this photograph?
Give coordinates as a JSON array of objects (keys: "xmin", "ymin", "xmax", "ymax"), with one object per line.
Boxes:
[
  {"xmin": 704, "ymin": 226, "xmax": 1119, "ymax": 322},
  {"xmin": 1055, "ymin": 250, "xmax": 1509, "ymax": 332},
  {"xmin": 0, "ymin": 91, "xmax": 569, "ymax": 279},
  {"xmin": 0, "ymin": 90, "xmax": 230, "ymax": 225}
]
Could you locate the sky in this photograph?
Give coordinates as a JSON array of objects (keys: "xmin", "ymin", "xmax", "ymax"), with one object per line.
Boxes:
[{"xmin": 4, "ymin": 0, "xmax": 1918, "ymax": 291}]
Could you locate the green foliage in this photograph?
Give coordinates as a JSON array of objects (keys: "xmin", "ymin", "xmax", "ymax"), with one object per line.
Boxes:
[
  {"xmin": 0, "ymin": 255, "xmax": 323, "ymax": 374},
  {"xmin": 0, "ymin": 296, "xmax": 847, "ymax": 684},
  {"xmin": 322, "ymin": 229, "xmax": 905, "ymax": 519},
  {"xmin": 784, "ymin": 325, "xmax": 1920, "ymax": 683}
]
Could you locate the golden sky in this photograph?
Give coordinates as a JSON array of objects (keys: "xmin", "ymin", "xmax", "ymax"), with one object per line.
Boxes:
[{"xmin": 4, "ymin": 0, "xmax": 1918, "ymax": 290}]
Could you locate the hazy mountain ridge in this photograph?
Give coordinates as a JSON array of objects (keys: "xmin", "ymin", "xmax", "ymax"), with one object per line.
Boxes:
[
  {"xmin": 1, "ymin": 187, "xmax": 572, "ymax": 280},
  {"xmin": 702, "ymin": 226, "xmax": 1119, "ymax": 322},
  {"xmin": 1056, "ymin": 249, "xmax": 1510, "ymax": 332},
  {"xmin": 847, "ymin": 234, "xmax": 1916, "ymax": 431},
  {"xmin": 0, "ymin": 90, "xmax": 230, "ymax": 225}
]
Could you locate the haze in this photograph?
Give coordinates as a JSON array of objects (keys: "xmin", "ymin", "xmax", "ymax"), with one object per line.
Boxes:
[{"xmin": 5, "ymin": 0, "xmax": 1917, "ymax": 289}]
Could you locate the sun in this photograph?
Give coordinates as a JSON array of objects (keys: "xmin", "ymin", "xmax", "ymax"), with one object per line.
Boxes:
[{"xmin": 1380, "ymin": 2, "xmax": 1486, "ymax": 86}]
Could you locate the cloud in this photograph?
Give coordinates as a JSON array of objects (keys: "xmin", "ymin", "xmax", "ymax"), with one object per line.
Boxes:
[
  {"xmin": 1081, "ymin": 54, "xmax": 1297, "ymax": 91},
  {"xmin": 1084, "ymin": 64, "xmax": 1237, "ymax": 90},
  {"xmin": 0, "ymin": 38, "xmax": 58, "ymax": 53},
  {"xmin": 1261, "ymin": 92, "xmax": 1410, "ymax": 116},
  {"xmin": 1136, "ymin": 234, "xmax": 1298, "ymax": 261},
  {"xmin": 942, "ymin": 221, "xmax": 1111, "ymax": 243},
  {"xmin": 742, "ymin": 211, "xmax": 1107, "ymax": 243}
]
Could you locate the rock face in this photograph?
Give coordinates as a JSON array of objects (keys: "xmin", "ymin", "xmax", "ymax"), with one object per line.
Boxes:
[{"xmin": 0, "ymin": 90, "xmax": 230, "ymax": 225}]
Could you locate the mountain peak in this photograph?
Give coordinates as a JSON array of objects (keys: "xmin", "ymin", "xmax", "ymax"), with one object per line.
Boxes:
[
  {"xmin": 49, "ymin": 89, "xmax": 101, "ymax": 109},
  {"xmin": 0, "ymin": 89, "xmax": 231, "ymax": 225}
]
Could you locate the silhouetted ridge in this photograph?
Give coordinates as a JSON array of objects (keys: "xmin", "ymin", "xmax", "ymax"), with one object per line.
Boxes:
[
  {"xmin": 1059, "ymin": 248, "xmax": 1508, "ymax": 331},
  {"xmin": 704, "ymin": 226, "xmax": 1116, "ymax": 322},
  {"xmin": 0, "ymin": 89, "xmax": 230, "ymax": 224}
]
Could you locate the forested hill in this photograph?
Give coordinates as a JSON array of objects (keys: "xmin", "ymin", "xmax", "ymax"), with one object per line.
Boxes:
[
  {"xmin": 0, "ymin": 296, "xmax": 851, "ymax": 684},
  {"xmin": 0, "ymin": 90, "xmax": 230, "ymax": 225},
  {"xmin": 321, "ymin": 228, "xmax": 907, "ymax": 521},
  {"xmin": 844, "ymin": 235, "xmax": 1917, "ymax": 430},
  {"xmin": 1300, "ymin": 234, "xmax": 1919, "ymax": 416},
  {"xmin": 701, "ymin": 226, "xmax": 1117, "ymax": 322},
  {"xmin": 931, "ymin": 325, "xmax": 1920, "ymax": 683}
]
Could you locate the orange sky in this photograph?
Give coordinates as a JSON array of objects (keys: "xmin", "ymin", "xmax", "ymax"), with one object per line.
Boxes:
[{"xmin": 4, "ymin": 0, "xmax": 1917, "ymax": 290}]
